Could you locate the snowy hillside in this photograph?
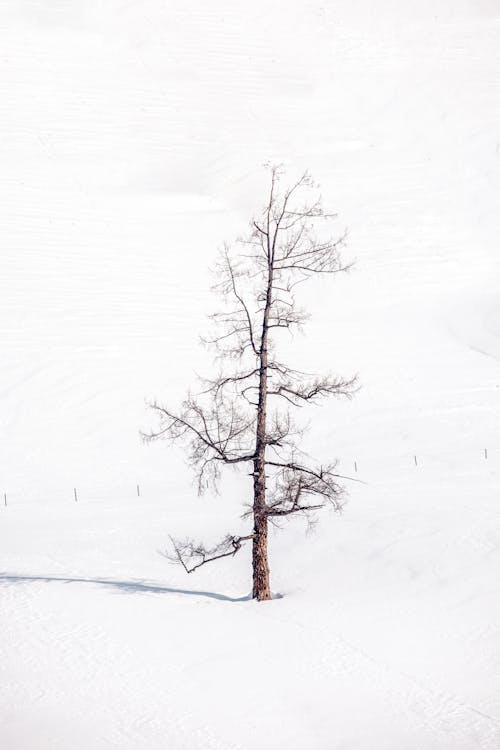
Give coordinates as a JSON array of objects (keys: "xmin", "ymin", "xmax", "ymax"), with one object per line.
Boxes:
[{"xmin": 1, "ymin": 1, "xmax": 500, "ymax": 748}]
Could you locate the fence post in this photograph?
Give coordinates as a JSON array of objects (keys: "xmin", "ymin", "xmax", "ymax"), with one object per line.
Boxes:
[
  {"xmin": 414, "ymin": 455, "xmax": 418, "ymax": 467},
  {"xmin": 74, "ymin": 487, "xmax": 78, "ymax": 502},
  {"xmin": 136, "ymin": 484, "xmax": 140, "ymax": 497}
]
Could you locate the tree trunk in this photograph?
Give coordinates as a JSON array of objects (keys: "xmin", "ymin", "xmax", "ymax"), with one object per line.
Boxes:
[
  {"xmin": 252, "ymin": 258, "xmax": 273, "ymax": 601},
  {"xmin": 252, "ymin": 457, "xmax": 271, "ymax": 600}
]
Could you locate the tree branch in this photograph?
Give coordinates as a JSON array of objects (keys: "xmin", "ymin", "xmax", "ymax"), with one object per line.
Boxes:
[{"xmin": 164, "ymin": 533, "xmax": 254, "ymax": 573}]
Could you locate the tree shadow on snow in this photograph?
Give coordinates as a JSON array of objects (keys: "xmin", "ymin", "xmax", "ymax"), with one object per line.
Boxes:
[{"xmin": 0, "ymin": 574, "xmax": 251, "ymax": 602}]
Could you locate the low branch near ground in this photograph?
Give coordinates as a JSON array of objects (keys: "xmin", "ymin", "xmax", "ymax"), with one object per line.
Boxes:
[{"xmin": 163, "ymin": 534, "xmax": 254, "ymax": 573}]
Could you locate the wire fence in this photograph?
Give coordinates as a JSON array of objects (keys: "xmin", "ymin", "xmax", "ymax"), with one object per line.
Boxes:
[{"xmin": 2, "ymin": 445, "xmax": 499, "ymax": 508}]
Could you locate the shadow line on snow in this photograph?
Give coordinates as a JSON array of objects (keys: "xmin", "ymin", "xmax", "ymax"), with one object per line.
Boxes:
[{"xmin": 0, "ymin": 574, "xmax": 251, "ymax": 602}]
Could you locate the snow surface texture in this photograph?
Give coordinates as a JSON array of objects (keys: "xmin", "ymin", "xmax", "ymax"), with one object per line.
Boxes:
[{"xmin": 1, "ymin": 1, "xmax": 500, "ymax": 748}]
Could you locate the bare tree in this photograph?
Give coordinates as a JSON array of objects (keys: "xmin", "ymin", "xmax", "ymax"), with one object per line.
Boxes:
[{"xmin": 145, "ymin": 166, "xmax": 357, "ymax": 601}]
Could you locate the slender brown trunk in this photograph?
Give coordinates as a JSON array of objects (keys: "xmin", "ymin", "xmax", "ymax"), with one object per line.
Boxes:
[
  {"xmin": 252, "ymin": 461, "xmax": 271, "ymax": 600},
  {"xmin": 252, "ymin": 258, "xmax": 273, "ymax": 601}
]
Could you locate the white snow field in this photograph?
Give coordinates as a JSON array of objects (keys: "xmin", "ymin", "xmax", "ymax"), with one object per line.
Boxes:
[{"xmin": 1, "ymin": 1, "xmax": 500, "ymax": 748}]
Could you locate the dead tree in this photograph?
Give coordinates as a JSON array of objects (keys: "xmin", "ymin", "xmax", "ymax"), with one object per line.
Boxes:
[{"xmin": 145, "ymin": 166, "xmax": 356, "ymax": 601}]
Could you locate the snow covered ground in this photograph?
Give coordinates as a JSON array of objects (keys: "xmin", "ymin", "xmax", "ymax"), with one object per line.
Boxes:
[{"xmin": 1, "ymin": 1, "xmax": 500, "ymax": 748}]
